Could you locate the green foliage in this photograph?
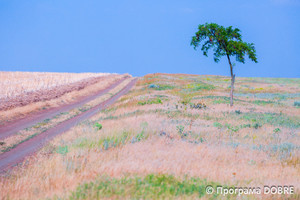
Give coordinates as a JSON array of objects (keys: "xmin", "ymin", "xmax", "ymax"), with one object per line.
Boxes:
[
  {"xmin": 180, "ymin": 93, "xmax": 195, "ymax": 106},
  {"xmin": 69, "ymin": 174, "xmax": 229, "ymax": 199},
  {"xmin": 94, "ymin": 122, "xmax": 102, "ymax": 130},
  {"xmin": 213, "ymin": 122, "xmax": 255, "ymax": 131},
  {"xmin": 138, "ymin": 97, "xmax": 163, "ymax": 105},
  {"xmin": 235, "ymin": 110, "xmax": 241, "ymax": 114},
  {"xmin": 294, "ymin": 101, "xmax": 300, "ymax": 107},
  {"xmin": 101, "ymin": 107, "xmax": 116, "ymax": 114},
  {"xmin": 241, "ymin": 124, "xmax": 251, "ymax": 128},
  {"xmin": 225, "ymin": 124, "xmax": 240, "ymax": 132},
  {"xmin": 196, "ymin": 96, "xmax": 244, "ymax": 102},
  {"xmin": 131, "ymin": 122, "xmax": 148, "ymax": 143},
  {"xmin": 252, "ymin": 100, "xmax": 275, "ymax": 106},
  {"xmin": 135, "ymin": 132, "xmax": 145, "ymax": 142},
  {"xmin": 100, "ymin": 131, "xmax": 129, "ymax": 150},
  {"xmin": 149, "ymin": 84, "xmax": 175, "ymax": 91},
  {"xmin": 240, "ymin": 112, "xmax": 300, "ymax": 128},
  {"xmin": 148, "ymin": 84, "xmax": 160, "ymax": 89},
  {"xmin": 191, "ymin": 23, "xmax": 258, "ymax": 106},
  {"xmin": 191, "ymin": 23, "xmax": 257, "ymax": 64},
  {"xmin": 176, "ymin": 125, "xmax": 185, "ymax": 137},
  {"xmin": 186, "ymin": 82, "xmax": 215, "ymax": 91},
  {"xmin": 273, "ymin": 128, "xmax": 281, "ymax": 133},
  {"xmin": 213, "ymin": 98, "xmax": 230, "ymax": 104},
  {"xmin": 74, "ymin": 130, "xmax": 148, "ymax": 150},
  {"xmin": 56, "ymin": 145, "xmax": 69, "ymax": 155},
  {"xmin": 74, "ymin": 131, "xmax": 130, "ymax": 150},
  {"xmin": 253, "ymin": 123, "xmax": 262, "ymax": 129},
  {"xmin": 213, "ymin": 122, "xmax": 222, "ymax": 129}
]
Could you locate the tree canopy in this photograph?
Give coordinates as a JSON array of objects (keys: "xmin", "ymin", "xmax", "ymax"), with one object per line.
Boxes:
[
  {"xmin": 191, "ymin": 23, "xmax": 258, "ymax": 106},
  {"xmin": 191, "ymin": 23, "xmax": 257, "ymax": 64}
]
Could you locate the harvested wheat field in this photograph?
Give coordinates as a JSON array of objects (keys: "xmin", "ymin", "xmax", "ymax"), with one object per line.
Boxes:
[
  {"xmin": 0, "ymin": 73, "xmax": 299, "ymax": 200},
  {"xmin": 0, "ymin": 72, "xmax": 130, "ymax": 125}
]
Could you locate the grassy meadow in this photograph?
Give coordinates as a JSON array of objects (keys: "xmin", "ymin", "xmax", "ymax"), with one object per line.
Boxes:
[{"xmin": 1, "ymin": 73, "xmax": 299, "ymax": 199}]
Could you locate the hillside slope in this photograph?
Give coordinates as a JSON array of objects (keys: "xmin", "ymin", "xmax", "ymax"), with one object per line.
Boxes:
[{"xmin": 1, "ymin": 73, "xmax": 299, "ymax": 199}]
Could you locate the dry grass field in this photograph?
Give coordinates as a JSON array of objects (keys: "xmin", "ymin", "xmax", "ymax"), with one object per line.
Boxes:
[
  {"xmin": 0, "ymin": 71, "xmax": 109, "ymax": 99},
  {"xmin": 0, "ymin": 77, "xmax": 135, "ymax": 154},
  {"xmin": 0, "ymin": 72, "xmax": 128, "ymax": 124},
  {"xmin": 0, "ymin": 73, "xmax": 300, "ymax": 199}
]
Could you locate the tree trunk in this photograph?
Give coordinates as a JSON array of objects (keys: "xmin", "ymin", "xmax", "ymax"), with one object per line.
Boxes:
[
  {"xmin": 230, "ymin": 74, "xmax": 235, "ymax": 107},
  {"xmin": 227, "ymin": 54, "xmax": 235, "ymax": 107}
]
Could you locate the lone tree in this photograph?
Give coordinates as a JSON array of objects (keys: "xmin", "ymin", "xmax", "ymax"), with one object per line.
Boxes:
[{"xmin": 191, "ymin": 23, "xmax": 257, "ymax": 106}]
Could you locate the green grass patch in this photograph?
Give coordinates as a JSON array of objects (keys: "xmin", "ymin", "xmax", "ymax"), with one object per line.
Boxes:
[
  {"xmin": 138, "ymin": 97, "xmax": 163, "ymax": 105},
  {"xmin": 186, "ymin": 82, "xmax": 215, "ymax": 91},
  {"xmin": 294, "ymin": 101, "xmax": 300, "ymax": 107},
  {"xmin": 252, "ymin": 100, "xmax": 276, "ymax": 106},
  {"xmin": 74, "ymin": 131, "xmax": 131, "ymax": 150},
  {"xmin": 213, "ymin": 98, "xmax": 230, "ymax": 104},
  {"xmin": 239, "ymin": 112, "xmax": 300, "ymax": 128},
  {"xmin": 94, "ymin": 122, "xmax": 102, "ymax": 130},
  {"xmin": 213, "ymin": 122, "xmax": 252, "ymax": 132},
  {"xmin": 73, "ymin": 129, "xmax": 149, "ymax": 150},
  {"xmin": 150, "ymin": 84, "xmax": 175, "ymax": 91},
  {"xmin": 56, "ymin": 145, "xmax": 69, "ymax": 155},
  {"xmin": 194, "ymin": 96, "xmax": 245, "ymax": 105},
  {"xmin": 68, "ymin": 174, "xmax": 230, "ymax": 200}
]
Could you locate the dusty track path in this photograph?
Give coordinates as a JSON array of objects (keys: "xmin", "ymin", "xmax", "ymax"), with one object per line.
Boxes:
[
  {"xmin": 0, "ymin": 76, "xmax": 129, "ymax": 140},
  {"xmin": 0, "ymin": 78, "xmax": 137, "ymax": 173}
]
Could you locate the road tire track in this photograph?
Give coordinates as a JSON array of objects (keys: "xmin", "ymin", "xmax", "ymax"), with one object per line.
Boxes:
[
  {"xmin": 0, "ymin": 78, "xmax": 137, "ymax": 173},
  {"xmin": 0, "ymin": 76, "xmax": 129, "ymax": 140}
]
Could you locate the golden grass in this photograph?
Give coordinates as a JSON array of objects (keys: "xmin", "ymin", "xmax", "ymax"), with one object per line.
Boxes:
[
  {"xmin": 0, "ymin": 73, "xmax": 299, "ymax": 199},
  {"xmin": 1, "ymin": 112, "xmax": 299, "ymax": 199},
  {"xmin": 0, "ymin": 73, "xmax": 128, "ymax": 124},
  {"xmin": 0, "ymin": 71, "xmax": 110, "ymax": 99},
  {"xmin": 0, "ymin": 77, "xmax": 135, "ymax": 154},
  {"xmin": 0, "ymin": 72, "xmax": 109, "ymax": 99}
]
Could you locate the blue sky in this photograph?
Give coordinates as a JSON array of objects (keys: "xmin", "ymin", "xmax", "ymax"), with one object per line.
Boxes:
[{"xmin": 0, "ymin": 0, "xmax": 299, "ymax": 77}]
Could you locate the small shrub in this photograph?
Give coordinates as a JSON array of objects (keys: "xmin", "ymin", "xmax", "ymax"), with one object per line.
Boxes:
[
  {"xmin": 180, "ymin": 94, "xmax": 194, "ymax": 105},
  {"xmin": 56, "ymin": 145, "xmax": 68, "ymax": 155},
  {"xmin": 235, "ymin": 110, "xmax": 241, "ymax": 114},
  {"xmin": 101, "ymin": 131, "xmax": 130, "ymax": 150},
  {"xmin": 225, "ymin": 124, "xmax": 239, "ymax": 132},
  {"xmin": 190, "ymin": 102, "xmax": 207, "ymax": 109},
  {"xmin": 136, "ymin": 132, "xmax": 145, "ymax": 142},
  {"xmin": 241, "ymin": 124, "xmax": 251, "ymax": 128},
  {"xmin": 213, "ymin": 122, "xmax": 222, "ymax": 129},
  {"xmin": 176, "ymin": 125, "xmax": 185, "ymax": 137},
  {"xmin": 273, "ymin": 128, "xmax": 281, "ymax": 133},
  {"xmin": 253, "ymin": 123, "xmax": 262, "ymax": 129},
  {"xmin": 294, "ymin": 101, "xmax": 300, "ymax": 107},
  {"xmin": 148, "ymin": 84, "xmax": 159, "ymax": 89},
  {"xmin": 94, "ymin": 122, "xmax": 103, "ymax": 130}
]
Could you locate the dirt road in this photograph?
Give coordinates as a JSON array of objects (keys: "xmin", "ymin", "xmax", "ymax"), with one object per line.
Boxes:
[
  {"xmin": 0, "ymin": 78, "xmax": 137, "ymax": 173},
  {"xmin": 0, "ymin": 76, "xmax": 129, "ymax": 140}
]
